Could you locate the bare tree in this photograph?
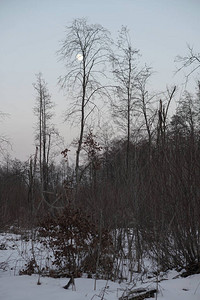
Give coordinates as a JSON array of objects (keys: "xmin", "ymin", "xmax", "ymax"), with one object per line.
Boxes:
[
  {"xmin": 33, "ymin": 73, "xmax": 56, "ymax": 198},
  {"xmin": 135, "ymin": 67, "xmax": 157, "ymax": 150},
  {"xmin": 0, "ymin": 111, "xmax": 10, "ymax": 157},
  {"xmin": 110, "ymin": 26, "xmax": 141, "ymax": 175},
  {"xmin": 175, "ymin": 45, "xmax": 200, "ymax": 84},
  {"xmin": 58, "ymin": 18, "xmax": 111, "ymax": 186}
]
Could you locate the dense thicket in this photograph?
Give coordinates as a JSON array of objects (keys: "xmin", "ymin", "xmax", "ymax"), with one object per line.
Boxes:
[
  {"xmin": 1, "ymin": 19, "xmax": 200, "ymax": 278},
  {"xmin": 1, "ymin": 88, "xmax": 200, "ymax": 275},
  {"xmin": 76, "ymin": 88, "xmax": 200, "ymax": 272}
]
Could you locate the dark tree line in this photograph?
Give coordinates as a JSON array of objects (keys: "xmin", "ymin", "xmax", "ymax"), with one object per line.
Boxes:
[
  {"xmin": 71, "ymin": 83, "xmax": 200, "ymax": 273},
  {"xmin": 1, "ymin": 18, "xmax": 200, "ymax": 278}
]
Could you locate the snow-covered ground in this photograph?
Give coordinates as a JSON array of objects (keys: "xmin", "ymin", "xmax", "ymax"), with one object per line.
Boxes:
[{"xmin": 1, "ymin": 232, "xmax": 200, "ymax": 300}]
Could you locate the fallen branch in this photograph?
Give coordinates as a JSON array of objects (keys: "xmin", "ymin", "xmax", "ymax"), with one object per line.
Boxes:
[
  {"xmin": 119, "ymin": 287, "xmax": 157, "ymax": 300},
  {"xmin": 63, "ymin": 276, "xmax": 76, "ymax": 291}
]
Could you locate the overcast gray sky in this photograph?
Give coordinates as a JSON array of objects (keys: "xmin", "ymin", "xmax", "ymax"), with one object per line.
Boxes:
[{"xmin": 0, "ymin": 0, "xmax": 200, "ymax": 161}]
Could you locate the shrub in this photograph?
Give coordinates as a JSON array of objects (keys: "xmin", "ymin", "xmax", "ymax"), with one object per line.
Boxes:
[{"xmin": 39, "ymin": 205, "xmax": 113, "ymax": 278}]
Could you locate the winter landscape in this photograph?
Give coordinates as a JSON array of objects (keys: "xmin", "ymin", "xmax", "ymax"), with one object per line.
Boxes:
[
  {"xmin": 0, "ymin": 231, "xmax": 200, "ymax": 300},
  {"xmin": 1, "ymin": 1, "xmax": 200, "ymax": 299}
]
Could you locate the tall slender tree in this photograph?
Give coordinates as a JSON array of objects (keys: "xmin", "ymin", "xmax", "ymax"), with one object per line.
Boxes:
[
  {"xmin": 58, "ymin": 18, "xmax": 111, "ymax": 186},
  {"xmin": 33, "ymin": 73, "xmax": 55, "ymax": 196},
  {"xmin": 0, "ymin": 111, "xmax": 10, "ymax": 158},
  {"xmin": 110, "ymin": 26, "xmax": 140, "ymax": 175}
]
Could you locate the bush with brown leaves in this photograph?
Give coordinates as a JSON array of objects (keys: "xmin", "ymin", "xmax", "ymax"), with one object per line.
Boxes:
[{"xmin": 39, "ymin": 205, "xmax": 113, "ymax": 278}]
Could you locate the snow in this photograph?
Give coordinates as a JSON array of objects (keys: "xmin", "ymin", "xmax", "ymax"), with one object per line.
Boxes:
[
  {"xmin": 1, "ymin": 232, "xmax": 200, "ymax": 300},
  {"xmin": 0, "ymin": 276, "xmax": 122, "ymax": 300},
  {"xmin": 155, "ymin": 274, "xmax": 200, "ymax": 300}
]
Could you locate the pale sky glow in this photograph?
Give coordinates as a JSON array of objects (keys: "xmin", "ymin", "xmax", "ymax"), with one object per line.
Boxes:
[{"xmin": 0, "ymin": 0, "xmax": 200, "ymax": 161}]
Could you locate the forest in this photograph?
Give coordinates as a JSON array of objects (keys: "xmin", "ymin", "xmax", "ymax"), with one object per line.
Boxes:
[{"xmin": 1, "ymin": 18, "xmax": 200, "ymax": 281}]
